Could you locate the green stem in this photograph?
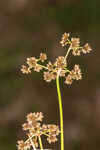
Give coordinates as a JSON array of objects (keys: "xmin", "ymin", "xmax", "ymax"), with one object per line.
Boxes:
[
  {"xmin": 38, "ymin": 136, "xmax": 43, "ymax": 150},
  {"xmin": 38, "ymin": 64, "xmax": 48, "ymax": 70},
  {"xmin": 56, "ymin": 75, "xmax": 64, "ymax": 150}
]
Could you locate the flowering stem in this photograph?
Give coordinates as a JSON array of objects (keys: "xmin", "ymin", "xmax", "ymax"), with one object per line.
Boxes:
[
  {"xmin": 38, "ymin": 136, "xmax": 43, "ymax": 150},
  {"xmin": 56, "ymin": 76, "xmax": 64, "ymax": 150}
]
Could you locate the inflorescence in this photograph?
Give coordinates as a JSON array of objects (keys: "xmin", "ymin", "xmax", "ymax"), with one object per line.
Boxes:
[
  {"xmin": 17, "ymin": 112, "xmax": 60, "ymax": 150},
  {"xmin": 21, "ymin": 33, "xmax": 92, "ymax": 85},
  {"xmin": 19, "ymin": 33, "xmax": 92, "ymax": 150}
]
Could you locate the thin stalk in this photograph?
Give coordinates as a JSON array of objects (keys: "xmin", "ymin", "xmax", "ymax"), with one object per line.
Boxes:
[
  {"xmin": 56, "ymin": 75, "xmax": 64, "ymax": 150},
  {"xmin": 38, "ymin": 136, "xmax": 43, "ymax": 150},
  {"xmin": 38, "ymin": 64, "xmax": 48, "ymax": 70},
  {"xmin": 64, "ymin": 47, "xmax": 71, "ymax": 61},
  {"xmin": 28, "ymin": 135, "xmax": 37, "ymax": 150}
]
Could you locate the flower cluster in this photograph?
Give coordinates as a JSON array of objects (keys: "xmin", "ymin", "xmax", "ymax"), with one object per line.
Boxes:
[
  {"xmin": 65, "ymin": 65, "xmax": 82, "ymax": 85},
  {"xmin": 60, "ymin": 33, "xmax": 70, "ymax": 47},
  {"xmin": 60, "ymin": 32, "xmax": 92, "ymax": 56},
  {"xmin": 21, "ymin": 53, "xmax": 47, "ymax": 74},
  {"xmin": 21, "ymin": 33, "xmax": 92, "ymax": 85},
  {"xmin": 17, "ymin": 112, "xmax": 60, "ymax": 150}
]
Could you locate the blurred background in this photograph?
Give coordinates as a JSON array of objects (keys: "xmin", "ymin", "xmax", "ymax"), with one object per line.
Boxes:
[{"xmin": 0, "ymin": 0, "xmax": 100, "ymax": 150}]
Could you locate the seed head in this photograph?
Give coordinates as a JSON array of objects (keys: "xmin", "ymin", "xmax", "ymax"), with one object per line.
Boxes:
[
  {"xmin": 48, "ymin": 124, "xmax": 59, "ymax": 132},
  {"xmin": 82, "ymin": 43, "xmax": 92, "ymax": 54},
  {"xmin": 40, "ymin": 53, "xmax": 47, "ymax": 62},
  {"xmin": 55, "ymin": 56, "xmax": 67, "ymax": 69},
  {"xmin": 21, "ymin": 65, "xmax": 31, "ymax": 74},
  {"xmin": 22, "ymin": 123, "xmax": 31, "ymax": 131},
  {"xmin": 59, "ymin": 70, "xmax": 66, "ymax": 77},
  {"xmin": 42, "ymin": 124, "xmax": 48, "ymax": 132},
  {"xmin": 47, "ymin": 135, "xmax": 58, "ymax": 144},
  {"xmin": 47, "ymin": 124, "xmax": 60, "ymax": 143},
  {"xmin": 71, "ymin": 38, "xmax": 80, "ymax": 48},
  {"xmin": 47, "ymin": 61, "xmax": 54, "ymax": 71},
  {"xmin": 73, "ymin": 64, "xmax": 82, "ymax": 80},
  {"xmin": 34, "ymin": 65, "xmax": 42, "ymax": 72},
  {"xmin": 43, "ymin": 72, "xmax": 54, "ymax": 82},
  {"xmin": 60, "ymin": 33, "xmax": 70, "ymax": 47},
  {"xmin": 65, "ymin": 75, "xmax": 73, "ymax": 85},
  {"xmin": 65, "ymin": 64, "xmax": 82, "ymax": 85},
  {"xmin": 27, "ymin": 112, "xmax": 43, "ymax": 123},
  {"xmin": 72, "ymin": 49, "xmax": 81, "ymax": 56},
  {"xmin": 17, "ymin": 140, "xmax": 30, "ymax": 150},
  {"xmin": 27, "ymin": 57, "xmax": 37, "ymax": 68}
]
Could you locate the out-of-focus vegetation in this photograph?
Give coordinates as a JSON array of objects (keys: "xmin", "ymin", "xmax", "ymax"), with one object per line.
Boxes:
[{"xmin": 0, "ymin": 0, "xmax": 100, "ymax": 150}]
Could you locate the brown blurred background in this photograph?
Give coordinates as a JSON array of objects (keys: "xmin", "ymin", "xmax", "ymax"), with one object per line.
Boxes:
[{"xmin": 0, "ymin": 0, "xmax": 100, "ymax": 150}]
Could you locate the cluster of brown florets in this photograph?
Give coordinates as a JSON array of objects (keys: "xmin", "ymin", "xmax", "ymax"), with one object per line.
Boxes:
[
  {"xmin": 60, "ymin": 32, "xmax": 92, "ymax": 56},
  {"xmin": 17, "ymin": 112, "xmax": 60, "ymax": 150},
  {"xmin": 65, "ymin": 65, "xmax": 82, "ymax": 85},
  {"xmin": 21, "ymin": 53, "xmax": 47, "ymax": 74},
  {"xmin": 21, "ymin": 33, "xmax": 92, "ymax": 85}
]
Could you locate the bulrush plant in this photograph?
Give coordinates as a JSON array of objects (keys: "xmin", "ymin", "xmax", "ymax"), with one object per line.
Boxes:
[{"xmin": 17, "ymin": 33, "xmax": 92, "ymax": 150}]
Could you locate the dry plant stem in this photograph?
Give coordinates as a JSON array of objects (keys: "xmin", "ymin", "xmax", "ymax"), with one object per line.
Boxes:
[
  {"xmin": 56, "ymin": 75, "xmax": 64, "ymax": 150},
  {"xmin": 38, "ymin": 136, "xmax": 43, "ymax": 150}
]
